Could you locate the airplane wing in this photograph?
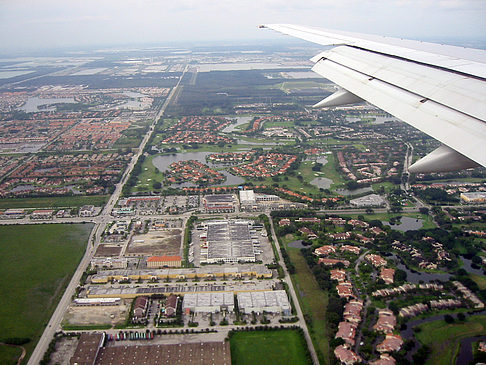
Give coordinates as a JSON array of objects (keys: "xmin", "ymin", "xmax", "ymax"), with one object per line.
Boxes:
[{"xmin": 260, "ymin": 24, "xmax": 486, "ymax": 173}]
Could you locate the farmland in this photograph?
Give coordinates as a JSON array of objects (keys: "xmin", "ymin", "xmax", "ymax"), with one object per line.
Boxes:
[{"xmin": 0, "ymin": 223, "xmax": 93, "ymax": 364}]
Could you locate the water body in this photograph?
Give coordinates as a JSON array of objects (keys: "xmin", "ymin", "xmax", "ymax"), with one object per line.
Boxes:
[
  {"xmin": 310, "ymin": 177, "xmax": 333, "ymax": 189},
  {"xmin": 391, "ymin": 254, "xmax": 452, "ymax": 283},
  {"xmin": 457, "ymin": 335, "xmax": 486, "ymax": 365},
  {"xmin": 152, "ymin": 151, "xmax": 244, "ymax": 187},
  {"xmin": 288, "ymin": 240, "xmax": 308, "ymax": 249},
  {"xmin": 335, "ymin": 186, "xmax": 373, "ymax": 196},
  {"xmin": 346, "ymin": 115, "xmax": 400, "ymax": 124},
  {"xmin": 383, "ymin": 217, "xmax": 424, "ymax": 232},
  {"xmin": 222, "ymin": 116, "xmax": 253, "ymax": 133},
  {"xmin": 461, "ymin": 256, "xmax": 485, "ymax": 275},
  {"xmin": 236, "ymin": 139, "xmax": 278, "ymax": 146},
  {"xmin": 21, "ymin": 96, "xmax": 76, "ymax": 113}
]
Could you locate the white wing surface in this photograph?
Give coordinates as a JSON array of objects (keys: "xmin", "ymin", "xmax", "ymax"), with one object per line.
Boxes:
[{"xmin": 261, "ymin": 24, "xmax": 486, "ymax": 173}]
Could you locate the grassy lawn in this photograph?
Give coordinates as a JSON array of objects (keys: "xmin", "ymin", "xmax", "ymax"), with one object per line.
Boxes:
[
  {"xmin": 319, "ymin": 154, "xmax": 345, "ymax": 190},
  {"xmin": 416, "ymin": 315, "xmax": 486, "ymax": 365},
  {"xmin": 0, "ymin": 223, "xmax": 93, "ymax": 364},
  {"xmin": 230, "ymin": 330, "xmax": 311, "ymax": 365},
  {"xmin": 0, "ymin": 345, "xmax": 23, "ymax": 365},
  {"xmin": 286, "ymin": 246, "xmax": 330, "ymax": 364},
  {"xmin": 134, "ymin": 154, "xmax": 165, "ymax": 191},
  {"xmin": 470, "ymin": 274, "xmax": 486, "ymax": 290},
  {"xmin": 0, "ymin": 195, "xmax": 109, "ymax": 209}
]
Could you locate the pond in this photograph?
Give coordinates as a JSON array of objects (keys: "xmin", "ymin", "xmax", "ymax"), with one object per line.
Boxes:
[
  {"xmin": 21, "ymin": 96, "xmax": 76, "ymax": 112},
  {"xmin": 461, "ymin": 256, "xmax": 485, "ymax": 275},
  {"xmin": 390, "ymin": 254, "xmax": 452, "ymax": 283},
  {"xmin": 222, "ymin": 116, "xmax": 253, "ymax": 133},
  {"xmin": 310, "ymin": 177, "xmax": 333, "ymax": 189},
  {"xmin": 335, "ymin": 186, "xmax": 373, "ymax": 196},
  {"xmin": 383, "ymin": 217, "xmax": 424, "ymax": 232},
  {"xmin": 288, "ymin": 240, "xmax": 309, "ymax": 249},
  {"xmin": 152, "ymin": 151, "xmax": 245, "ymax": 187}
]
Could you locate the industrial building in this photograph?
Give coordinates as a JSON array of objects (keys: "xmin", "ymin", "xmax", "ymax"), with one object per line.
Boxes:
[
  {"xmin": 203, "ymin": 194, "xmax": 236, "ymax": 213},
  {"xmin": 90, "ymin": 257, "xmax": 128, "ymax": 270},
  {"xmin": 201, "ymin": 220, "xmax": 256, "ymax": 264},
  {"xmin": 350, "ymin": 194, "xmax": 386, "ymax": 207},
  {"xmin": 74, "ymin": 298, "xmax": 122, "ymax": 306},
  {"xmin": 460, "ymin": 192, "xmax": 486, "ymax": 203},
  {"xmin": 237, "ymin": 290, "xmax": 291, "ymax": 316},
  {"xmin": 30, "ymin": 209, "xmax": 54, "ymax": 220},
  {"xmin": 86, "ymin": 283, "xmax": 227, "ymax": 299},
  {"xmin": 182, "ymin": 292, "xmax": 234, "ymax": 314},
  {"xmin": 70, "ymin": 333, "xmax": 105, "ymax": 365},
  {"xmin": 239, "ymin": 189, "xmax": 306, "ymax": 211},
  {"xmin": 90, "ymin": 265, "xmax": 272, "ymax": 283}
]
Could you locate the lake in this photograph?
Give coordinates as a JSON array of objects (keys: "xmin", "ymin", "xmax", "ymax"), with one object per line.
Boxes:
[
  {"xmin": 21, "ymin": 96, "xmax": 76, "ymax": 112},
  {"xmin": 152, "ymin": 151, "xmax": 244, "ymax": 187},
  {"xmin": 383, "ymin": 217, "xmax": 424, "ymax": 232}
]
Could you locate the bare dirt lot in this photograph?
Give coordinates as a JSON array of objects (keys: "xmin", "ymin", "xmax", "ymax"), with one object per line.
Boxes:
[
  {"xmin": 95, "ymin": 245, "xmax": 123, "ymax": 257},
  {"xmin": 126, "ymin": 229, "xmax": 182, "ymax": 256},
  {"xmin": 63, "ymin": 303, "xmax": 129, "ymax": 327},
  {"xmin": 49, "ymin": 337, "xmax": 79, "ymax": 365}
]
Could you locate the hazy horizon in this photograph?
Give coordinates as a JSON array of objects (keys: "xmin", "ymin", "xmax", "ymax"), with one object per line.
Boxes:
[{"xmin": 1, "ymin": 0, "xmax": 485, "ymax": 53}]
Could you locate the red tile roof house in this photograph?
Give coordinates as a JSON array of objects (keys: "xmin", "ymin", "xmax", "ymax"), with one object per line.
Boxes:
[
  {"xmin": 336, "ymin": 282, "xmax": 355, "ymax": 299},
  {"xmin": 314, "ymin": 245, "xmax": 336, "ymax": 256},
  {"xmin": 376, "ymin": 334, "xmax": 403, "ymax": 352},
  {"xmin": 370, "ymin": 354, "xmax": 396, "ymax": 365},
  {"xmin": 343, "ymin": 300, "xmax": 363, "ymax": 323},
  {"xmin": 278, "ymin": 218, "xmax": 291, "ymax": 226},
  {"xmin": 380, "ymin": 268, "xmax": 395, "ymax": 284},
  {"xmin": 335, "ymin": 321, "xmax": 358, "ymax": 345},
  {"xmin": 334, "ymin": 345, "xmax": 362, "ymax": 365},
  {"xmin": 164, "ymin": 294, "xmax": 178, "ymax": 317},
  {"xmin": 132, "ymin": 296, "xmax": 149, "ymax": 323},
  {"xmin": 299, "ymin": 227, "xmax": 318, "ymax": 239},
  {"xmin": 330, "ymin": 269, "xmax": 347, "ymax": 282},
  {"xmin": 340, "ymin": 245, "xmax": 361, "ymax": 255},
  {"xmin": 373, "ymin": 309, "xmax": 396, "ymax": 334},
  {"xmin": 366, "ymin": 254, "xmax": 387, "ymax": 267},
  {"xmin": 319, "ymin": 258, "xmax": 350, "ymax": 267}
]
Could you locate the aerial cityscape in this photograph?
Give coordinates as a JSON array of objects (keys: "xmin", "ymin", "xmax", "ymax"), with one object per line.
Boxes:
[{"xmin": 1, "ymin": 2, "xmax": 486, "ymax": 365}]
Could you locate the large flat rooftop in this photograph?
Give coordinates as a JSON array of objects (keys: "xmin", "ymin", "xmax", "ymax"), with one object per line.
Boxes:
[
  {"xmin": 204, "ymin": 220, "xmax": 255, "ymax": 263},
  {"xmin": 96, "ymin": 341, "xmax": 230, "ymax": 365}
]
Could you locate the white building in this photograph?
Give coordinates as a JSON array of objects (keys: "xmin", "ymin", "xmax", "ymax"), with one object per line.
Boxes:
[
  {"xmin": 182, "ymin": 292, "xmax": 234, "ymax": 314},
  {"xmin": 237, "ymin": 290, "xmax": 291, "ymax": 316}
]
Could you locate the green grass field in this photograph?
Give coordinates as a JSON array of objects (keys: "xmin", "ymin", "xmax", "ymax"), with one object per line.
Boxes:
[
  {"xmin": 0, "ymin": 223, "xmax": 93, "ymax": 364},
  {"xmin": 0, "ymin": 195, "xmax": 109, "ymax": 209},
  {"xmin": 416, "ymin": 315, "xmax": 486, "ymax": 365},
  {"xmin": 470, "ymin": 274, "xmax": 486, "ymax": 290},
  {"xmin": 285, "ymin": 245, "xmax": 330, "ymax": 364},
  {"xmin": 230, "ymin": 330, "xmax": 311, "ymax": 365},
  {"xmin": 0, "ymin": 345, "xmax": 23, "ymax": 365}
]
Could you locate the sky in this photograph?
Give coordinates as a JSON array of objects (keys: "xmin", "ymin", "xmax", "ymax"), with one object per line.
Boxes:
[{"xmin": 1, "ymin": 0, "xmax": 485, "ymax": 51}]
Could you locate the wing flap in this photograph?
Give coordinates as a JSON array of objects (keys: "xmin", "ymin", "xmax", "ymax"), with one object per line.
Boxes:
[
  {"xmin": 317, "ymin": 46, "xmax": 486, "ymax": 122},
  {"xmin": 312, "ymin": 58, "xmax": 486, "ymax": 168}
]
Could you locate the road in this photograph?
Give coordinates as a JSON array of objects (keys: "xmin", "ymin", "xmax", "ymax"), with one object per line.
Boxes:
[
  {"xmin": 27, "ymin": 67, "xmax": 188, "ymax": 365},
  {"xmin": 268, "ymin": 214, "xmax": 319, "ymax": 365}
]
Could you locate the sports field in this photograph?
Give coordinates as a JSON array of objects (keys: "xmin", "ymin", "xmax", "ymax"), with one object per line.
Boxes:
[
  {"xmin": 230, "ymin": 329, "xmax": 311, "ymax": 365},
  {"xmin": 0, "ymin": 223, "xmax": 93, "ymax": 364}
]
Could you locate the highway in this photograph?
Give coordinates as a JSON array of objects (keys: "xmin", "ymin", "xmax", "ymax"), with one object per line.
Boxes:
[{"xmin": 27, "ymin": 67, "xmax": 188, "ymax": 365}]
